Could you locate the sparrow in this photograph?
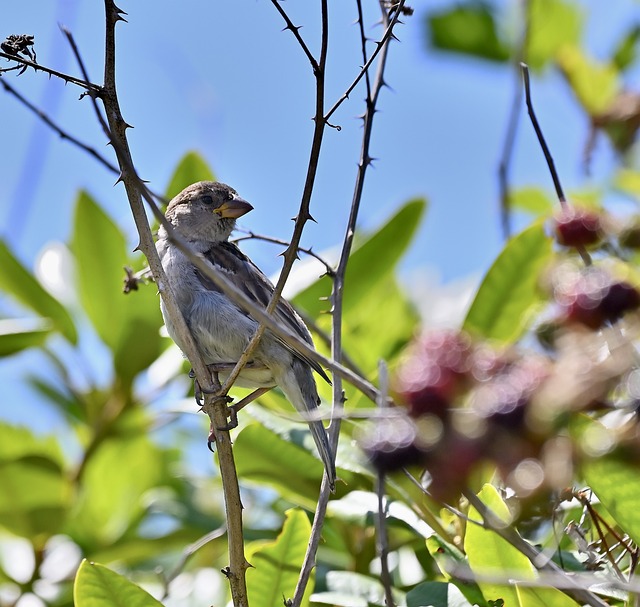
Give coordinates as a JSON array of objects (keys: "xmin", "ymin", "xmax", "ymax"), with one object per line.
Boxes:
[{"xmin": 156, "ymin": 181, "xmax": 336, "ymax": 489}]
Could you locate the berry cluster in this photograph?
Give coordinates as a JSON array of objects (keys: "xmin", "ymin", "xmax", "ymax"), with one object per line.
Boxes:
[{"xmin": 362, "ymin": 206, "xmax": 640, "ymax": 504}]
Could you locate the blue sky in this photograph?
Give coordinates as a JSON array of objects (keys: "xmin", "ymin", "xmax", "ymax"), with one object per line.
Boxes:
[{"xmin": 1, "ymin": 0, "xmax": 638, "ymax": 428}]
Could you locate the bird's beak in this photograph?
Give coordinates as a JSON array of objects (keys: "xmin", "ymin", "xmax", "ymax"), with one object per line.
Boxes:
[{"xmin": 214, "ymin": 197, "xmax": 254, "ymax": 219}]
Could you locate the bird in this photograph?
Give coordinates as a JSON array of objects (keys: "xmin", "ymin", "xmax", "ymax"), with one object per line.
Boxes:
[{"xmin": 156, "ymin": 181, "xmax": 336, "ymax": 489}]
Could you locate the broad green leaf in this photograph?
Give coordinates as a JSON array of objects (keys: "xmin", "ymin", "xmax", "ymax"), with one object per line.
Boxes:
[
  {"xmin": 406, "ymin": 582, "xmax": 475, "ymax": 607},
  {"xmin": 583, "ymin": 450, "xmax": 640, "ymax": 546},
  {"xmin": 557, "ymin": 46, "xmax": 620, "ymax": 115},
  {"xmin": 294, "ymin": 198, "xmax": 426, "ymax": 319},
  {"xmin": 526, "ymin": 0, "xmax": 583, "ymax": 70},
  {"xmin": 0, "ymin": 241, "xmax": 77, "ymax": 343},
  {"xmin": 427, "ymin": 4, "xmax": 509, "ymax": 62},
  {"xmin": 465, "ymin": 485, "xmax": 578, "ymax": 607},
  {"xmin": 510, "ymin": 187, "xmax": 554, "ymax": 215},
  {"xmin": 0, "ymin": 319, "xmax": 51, "ymax": 357},
  {"xmin": 612, "ymin": 25, "xmax": 640, "ymax": 71},
  {"xmin": 74, "ymin": 560, "xmax": 163, "ymax": 607},
  {"xmin": 234, "ymin": 421, "xmax": 325, "ymax": 509},
  {"xmin": 71, "ymin": 191, "xmax": 128, "ymax": 348},
  {"xmin": 165, "ymin": 151, "xmax": 216, "ymax": 200},
  {"xmin": 67, "ymin": 435, "xmax": 166, "ymax": 547},
  {"xmin": 71, "ymin": 191, "xmax": 164, "ymax": 387},
  {"xmin": 246, "ymin": 509, "xmax": 312, "ymax": 607},
  {"xmin": 463, "ymin": 222, "xmax": 552, "ymax": 343},
  {"xmin": 426, "ymin": 537, "xmax": 487, "ymax": 606}
]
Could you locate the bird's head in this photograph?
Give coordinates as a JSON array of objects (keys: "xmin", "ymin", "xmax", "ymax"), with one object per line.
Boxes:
[{"xmin": 163, "ymin": 181, "xmax": 253, "ymax": 242}]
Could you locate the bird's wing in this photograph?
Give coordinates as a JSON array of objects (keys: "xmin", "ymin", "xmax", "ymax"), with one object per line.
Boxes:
[{"xmin": 196, "ymin": 241, "xmax": 331, "ymax": 384}]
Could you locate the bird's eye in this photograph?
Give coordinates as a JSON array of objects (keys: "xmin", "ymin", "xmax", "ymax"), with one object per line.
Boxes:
[
  {"xmin": 227, "ymin": 192, "xmax": 234, "ymax": 201},
  {"xmin": 201, "ymin": 195, "xmax": 214, "ymax": 205}
]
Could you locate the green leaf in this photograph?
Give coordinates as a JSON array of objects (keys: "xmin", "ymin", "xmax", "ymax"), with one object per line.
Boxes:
[
  {"xmin": 67, "ymin": 435, "xmax": 167, "ymax": 547},
  {"xmin": 294, "ymin": 198, "xmax": 426, "ymax": 319},
  {"xmin": 246, "ymin": 509, "xmax": 312, "ymax": 607},
  {"xmin": 71, "ymin": 191, "xmax": 164, "ymax": 387},
  {"xmin": 74, "ymin": 560, "xmax": 164, "ymax": 607},
  {"xmin": 612, "ymin": 25, "xmax": 640, "ymax": 71},
  {"xmin": 407, "ymin": 582, "xmax": 475, "ymax": 607},
  {"xmin": 465, "ymin": 485, "xmax": 578, "ymax": 607},
  {"xmin": 0, "ymin": 319, "xmax": 51, "ymax": 357},
  {"xmin": 0, "ymin": 240, "xmax": 77, "ymax": 343},
  {"xmin": 165, "ymin": 151, "xmax": 216, "ymax": 200},
  {"xmin": 463, "ymin": 222, "xmax": 553, "ymax": 343},
  {"xmin": 0, "ymin": 423, "xmax": 70, "ymax": 539},
  {"xmin": 427, "ymin": 3, "xmax": 509, "ymax": 62},
  {"xmin": 614, "ymin": 168, "xmax": 640, "ymax": 199},
  {"xmin": 510, "ymin": 187, "xmax": 554, "ymax": 215},
  {"xmin": 557, "ymin": 46, "xmax": 620, "ymax": 115},
  {"xmin": 526, "ymin": 0, "xmax": 583, "ymax": 70},
  {"xmin": 582, "ymin": 450, "xmax": 640, "ymax": 546}
]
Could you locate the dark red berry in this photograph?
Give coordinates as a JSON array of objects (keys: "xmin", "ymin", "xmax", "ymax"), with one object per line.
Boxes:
[
  {"xmin": 599, "ymin": 281, "xmax": 640, "ymax": 322},
  {"xmin": 396, "ymin": 331, "xmax": 473, "ymax": 418},
  {"xmin": 553, "ymin": 208, "xmax": 603, "ymax": 248},
  {"xmin": 361, "ymin": 418, "xmax": 427, "ymax": 473},
  {"xmin": 557, "ymin": 271, "xmax": 640, "ymax": 329}
]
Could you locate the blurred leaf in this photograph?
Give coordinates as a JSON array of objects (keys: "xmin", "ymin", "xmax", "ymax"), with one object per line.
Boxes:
[
  {"xmin": 407, "ymin": 582, "xmax": 475, "ymax": 607},
  {"xmin": 0, "ymin": 424, "xmax": 70, "ymax": 540},
  {"xmin": 0, "ymin": 455, "xmax": 70, "ymax": 540},
  {"xmin": 67, "ymin": 435, "xmax": 167, "ymax": 548},
  {"xmin": 583, "ymin": 449, "xmax": 640, "ymax": 546},
  {"xmin": 165, "ymin": 151, "xmax": 216, "ymax": 200},
  {"xmin": 246, "ymin": 509, "xmax": 313, "ymax": 607},
  {"xmin": 463, "ymin": 222, "xmax": 553, "ymax": 343},
  {"xmin": 465, "ymin": 485, "xmax": 579, "ymax": 607},
  {"xmin": 294, "ymin": 199, "xmax": 426, "ymax": 319},
  {"xmin": 426, "ymin": 3, "xmax": 509, "ymax": 62},
  {"xmin": 71, "ymin": 191, "xmax": 164, "ymax": 387},
  {"xmin": 0, "ymin": 240, "xmax": 77, "ymax": 343},
  {"xmin": 0, "ymin": 318, "xmax": 51, "ymax": 357},
  {"xmin": 74, "ymin": 560, "xmax": 163, "ymax": 607},
  {"xmin": 526, "ymin": 0, "xmax": 583, "ymax": 70},
  {"xmin": 614, "ymin": 168, "xmax": 640, "ymax": 198},
  {"xmin": 510, "ymin": 187, "xmax": 554, "ymax": 215},
  {"xmin": 612, "ymin": 25, "xmax": 640, "ymax": 71},
  {"xmin": 557, "ymin": 46, "xmax": 620, "ymax": 115}
]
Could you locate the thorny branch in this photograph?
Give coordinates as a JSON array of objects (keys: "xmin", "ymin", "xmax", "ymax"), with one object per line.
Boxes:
[{"xmin": 292, "ymin": 1, "xmax": 405, "ymax": 604}]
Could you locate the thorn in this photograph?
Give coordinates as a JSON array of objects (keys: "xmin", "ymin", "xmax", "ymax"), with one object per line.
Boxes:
[
  {"xmin": 132, "ymin": 243, "xmax": 141, "ymax": 253},
  {"xmin": 113, "ymin": 173, "xmax": 124, "ymax": 186},
  {"xmin": 123, "ymin": 122, "xmax": 134, "ymax": 130},
  {"xmin": 390, "ymin": 33, "xmax": 401, "ymax": 42},
  {"xmin": 308, "ymin": 213, "xmax": 317, "ymax": 224}
]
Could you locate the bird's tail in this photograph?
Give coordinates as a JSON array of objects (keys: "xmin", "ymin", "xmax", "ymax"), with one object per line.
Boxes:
[{"xmin": 279, "ymin": 361, "xmax": 336, "ymax": 491}]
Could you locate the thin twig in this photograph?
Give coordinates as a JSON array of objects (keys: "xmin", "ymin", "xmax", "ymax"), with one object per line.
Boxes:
[
  {"xmin": 232, "ymin": 230, "xmax": 335, "ymax": 277},
  {"xmin": 0, "ymin": 78, "xmax": 119, "ymax": 174},
  {"xmin": 375, "ymin": 361, "xmax": 396, "ymax": 607},
  {"xmin": 463, "ymin": 489, "xmax": 611, "ymax": 607},
  {"xmin": 269, "ymin": 0, "xmax": 317, "ymax": 71},
  {"xmin": 324, "ymin": 0, "xmax": 405, "ymax": 123},
  {"xmin": 355, "ymin": 0, "xmax": 373, "ymax": 103},
  {"xmin": 0, "ymin": 50, "xmax": 100, "ymax": 91},
  {"xmin": 521, "ymin": 62, "xmax": 592, "ymax": 266},
  {"xmin": 520, "ymin": 63, "xmax": 566, "ymax": 206}
]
